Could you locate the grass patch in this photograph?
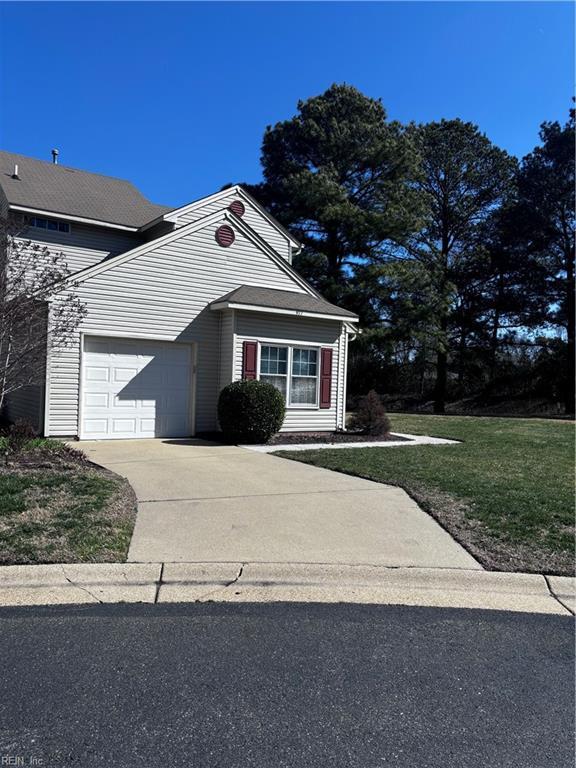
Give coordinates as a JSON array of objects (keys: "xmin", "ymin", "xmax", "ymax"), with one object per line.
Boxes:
[
  {"xmin": 276, "ymin": 415, "xmax": 574, "ymax": 575},
  {"xmin": 0, "ymin": 440, "xmax": 136, "ymax": 565}
]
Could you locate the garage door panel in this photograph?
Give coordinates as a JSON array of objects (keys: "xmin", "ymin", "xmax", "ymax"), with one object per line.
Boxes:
[
  {"xmin": 112, "ymin": 418, "xmax": 137, "ymax": 434},
  {"xmin": 81, "ymin": 336, "xmax": 192, "ymax": 439},
  {"xmin": 84, "ymin": 419, "xmax": 109, "ymax": 435},
  {"xmin": 85, "ymin": 367, "xmax": 109, "ymax": 382},
  {"xmin": 84, "ymin": 393, "xmax": 109, "ymax": 408},
  {"xmin": 113, "ymin": 396, "xmax": 138, "ymax": 409},
  {"xmin": 162, "ymin": 347, "xmax": 190, "ymax": 365},
  {"xmin": 114, "ymin": 367, "xmax": 139, "ymax": 383},
  {"xmin": 161, "ymin": 391, "xmax": 189, "ymax": 412}
]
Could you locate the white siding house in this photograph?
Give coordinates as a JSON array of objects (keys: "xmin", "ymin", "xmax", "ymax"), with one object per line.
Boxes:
[{"xmin": 0, "ymin": 151, "xmax": 358, "ymax": 440}]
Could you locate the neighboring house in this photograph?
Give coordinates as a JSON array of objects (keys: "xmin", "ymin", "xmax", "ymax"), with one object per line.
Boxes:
[{"xmin": 0, "ymin": 150, "xmax": 358, "ymax": 440}]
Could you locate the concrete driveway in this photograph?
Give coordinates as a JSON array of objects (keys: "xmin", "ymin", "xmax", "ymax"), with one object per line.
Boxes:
[{"xmin": 79, "ymin": 439, "xmax": 480, "ymax": 569}]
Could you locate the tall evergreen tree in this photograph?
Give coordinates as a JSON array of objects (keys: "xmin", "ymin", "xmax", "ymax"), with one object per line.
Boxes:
[
  {"xmin": 243, "ymin": 84, "xmax": 421, "ymax": 318},
  {"xmin": 513, "ymin": 113, "xmax": 575, "ymax": 413},
  {"xmin": 396, "ymin": 119, "xmax": 517, "ymax": 412},
  {"xmin": 483, "ymin": 200, "xmax": 549, "ymax": 385}
]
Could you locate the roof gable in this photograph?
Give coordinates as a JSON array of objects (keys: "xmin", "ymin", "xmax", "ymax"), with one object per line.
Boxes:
[
  {"xmin": 68, "ymin": 208, "xmax": 313, "ymax": 297},
  {"xmin": 145, "ymin": 185, "xmax": 300, "ymax": 249}
]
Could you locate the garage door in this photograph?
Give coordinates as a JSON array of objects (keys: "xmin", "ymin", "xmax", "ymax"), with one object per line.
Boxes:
[{"xmin": 81, "ymin": 336, "xmax": 192, "ymax": 439}]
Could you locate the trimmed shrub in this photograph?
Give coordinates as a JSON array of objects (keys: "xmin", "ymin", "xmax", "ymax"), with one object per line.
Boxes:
[
  {"xmin": 218, "ymin": 380, "xmax": 285, "ymax": 444},
  {"xmin": 348, "ymin": 390, "xmax": 391, "ymax": 436}
]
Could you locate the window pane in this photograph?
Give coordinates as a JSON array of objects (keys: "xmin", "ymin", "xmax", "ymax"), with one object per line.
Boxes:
[
  {"xmin": 290, "ymin": 376, "xmax": 317, "ymax": 405},
  {"xmin": 261, "ymin": 374, "xmax": 286, "ymax": 399},
  {"xmin": 58, "ymin": 222, "xmax": 70, "ymax": 232},
  {"xmin": 260, "ymin": 346, "xmax": 287, "ymax": 375},
  {"xmin": 292, "ymin": 348, "xmax": 317, "ymax": 377},
  {"xmin": 34, "ymin": 218, "xmax": 47, "ymax": 229},
  {"xmin": 47, "ymin": 220, "xmax": 58, "ymax": 230}
]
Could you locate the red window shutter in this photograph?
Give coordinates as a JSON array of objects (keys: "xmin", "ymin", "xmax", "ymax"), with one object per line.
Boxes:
[
  {"xmin": 243, "ymin": 341, "xmax": 258, "ymax": 380},
  {"xmin": 319, "ymin": 348, "xmax": 332, "ymax": 408}
]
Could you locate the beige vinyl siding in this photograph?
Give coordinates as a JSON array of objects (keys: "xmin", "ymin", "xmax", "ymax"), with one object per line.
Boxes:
[
  {"xmin": 18, "ymin": 222, "xmax": 139, "ymax": 273},
  {"xmin": 218, "ymin": 310, "xmax": 235, "ymax": 391},
  {"xmin": 3, "ymin": 385, "xmax": 44, "ymax": 432},
  {"xmin": 46, "ymin": 219, "xmax": 307, "ymax": 436},
  {"xmin": 234, "ymin": 311, "xmax": 345, "ymax": 432},
  {"xmin": 174, "ymin": 193, "xmax": 292, "ymax": 262}
]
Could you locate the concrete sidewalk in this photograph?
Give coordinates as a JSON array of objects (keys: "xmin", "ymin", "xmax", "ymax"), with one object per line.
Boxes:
[
  {"xmin": 78, "ymin": 438, "xmax": 480, "ymax": 569},
  {"xmin": 0, "ymin": 562, "xmax": 573, "ymax": 614}
]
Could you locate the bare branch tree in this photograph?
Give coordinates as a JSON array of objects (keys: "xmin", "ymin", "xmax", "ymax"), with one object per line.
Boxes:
[{"xmin": 0, "ymin": 216, "xmax": 86, "ymax": 414}]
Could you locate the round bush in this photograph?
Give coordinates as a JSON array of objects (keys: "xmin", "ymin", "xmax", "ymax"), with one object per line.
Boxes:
[{"xmin": 218, "ymin": 380, "xmax": 285, "ymax": 443}]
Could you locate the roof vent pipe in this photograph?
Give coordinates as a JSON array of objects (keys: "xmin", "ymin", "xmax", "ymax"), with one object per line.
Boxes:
[
  {"xmin": 51, "ymin": 148, "xmax": 59, "ymax": 165},
  {"xmin": 11, "ymin": 164, "xmax": 19, "ymax": 179}
]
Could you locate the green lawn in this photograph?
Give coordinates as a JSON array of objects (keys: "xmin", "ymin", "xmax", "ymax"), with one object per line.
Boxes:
[
  {"xmin": 0, "ymin": 440, "xmax": 136, "ymax": 565},
  {"xmin": 276, "ymin": 415, "xmax": 575, "ymax": 575}
]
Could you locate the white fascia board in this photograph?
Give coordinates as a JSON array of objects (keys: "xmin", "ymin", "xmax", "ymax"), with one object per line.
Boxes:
[
  {"xmin": 162, "ymin": 187, "xmax": 236, "ymax": 223},
  {"xmin": 236, "ymin": 187, "xmax": 300, "ymax": 248},
  {"xmin": 210, "ymin": 301, "xmax": 358, "ymax": 323},
  {"xmin": 66, "ymin": 208, "xmax": 227, "ymax": 285},
  {"xmin": 139, "ymin": 187, "xmax": 240, "ymax": 231},
  {"xmin": 10, "ymin": 204, "xmax": 139, "ymax": 232},
  {"xmin": 138, "ymin": 213, "xmax": 169, "ymax": 232}
]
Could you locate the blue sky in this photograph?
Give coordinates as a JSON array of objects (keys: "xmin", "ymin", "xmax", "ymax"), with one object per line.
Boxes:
[{"xmin": 0, "ymin": 2, "xmax": 573, "ymax": 208}]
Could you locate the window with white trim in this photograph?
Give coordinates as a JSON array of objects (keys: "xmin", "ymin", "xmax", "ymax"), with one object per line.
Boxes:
[
  {"xmin": 260, "ymin": 345, "xmax": 288, "ymax": 399},
  {"xmin": 259, "ymin": 345, "xmax": 319, "ymax": 407}
]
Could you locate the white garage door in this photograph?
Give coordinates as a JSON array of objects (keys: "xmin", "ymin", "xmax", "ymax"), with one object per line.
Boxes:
[{"xmin": 81, "ymin": 336, "xmax": 192, "ymax": 439}]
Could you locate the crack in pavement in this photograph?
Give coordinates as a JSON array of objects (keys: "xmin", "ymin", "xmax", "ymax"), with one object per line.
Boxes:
[
  {"xmin": 543, "ymin": 574, "xmax": 574, "ymax": 615},
  {"xmin": 153, "ymin": 563, "xmax": 165, "ymax": 604},
  {"xmin": 60, "ymin": 566, "xmax": 103, "ymax": 605},
  {"xmin": 153, "ymin": 563, "xmax": 247, "ymax": 603},
  {"xmin": 138, "ymin": 487, "xmax": 397, "ymax": 504}
]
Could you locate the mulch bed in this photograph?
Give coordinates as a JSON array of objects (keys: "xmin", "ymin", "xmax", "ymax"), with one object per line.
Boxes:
[
  {"xmin": 1, "ymin": 442, "xmax": 92, "ymax": 472},
  {"xmin": 196, "ymin": 431, "xmax": 408, "ymax": 446},
  {"xmin": 266, "ymin": 431, "xmax": 408, "ymax": 445}
]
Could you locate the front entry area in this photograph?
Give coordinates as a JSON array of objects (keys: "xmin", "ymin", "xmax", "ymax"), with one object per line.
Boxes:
[{"xmin": 80, "ymin": 336, "xmax": 193, "ymax": 439}]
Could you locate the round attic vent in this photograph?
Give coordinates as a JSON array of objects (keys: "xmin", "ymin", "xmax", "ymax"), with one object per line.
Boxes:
[
  {"xmin": 228, "ymin": 199, "xmax": 245, "ymax": 217},
  {"xmin": 215, "ymin": 224, "xmax": 235, "ymax": 247}
]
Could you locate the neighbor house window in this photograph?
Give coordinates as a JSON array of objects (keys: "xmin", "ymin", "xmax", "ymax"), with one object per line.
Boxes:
[
  {"xmin": 259, "ymin": 345, "xmax": 319, "ymax": 407},
  {"xmin": 29, "ymin": 216, "xmax": 70, "ymax": 233}
]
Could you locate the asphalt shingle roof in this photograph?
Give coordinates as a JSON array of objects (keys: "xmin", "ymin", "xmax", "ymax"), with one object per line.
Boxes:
[
  {"xmin": 211, "ymin": 285, "xmax": 358, "ymax": 320},
  {"xmin": 0, "ymin": 151, "xmax": 172, "ymax": 228}
]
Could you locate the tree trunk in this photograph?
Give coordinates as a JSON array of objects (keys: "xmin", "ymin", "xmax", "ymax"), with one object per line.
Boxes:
[
  {"xmin": 457, "ymin": 327, "xmax": 466, "ymax": 398},
  {"xmin": 434, "ymin": 316, "xmax": 448, "ymax": 414},
  {"xmin": 565, "ymin": 243, "xmax": 575, "ymax": 415},
  {"xmin": 489, "ymin": 271, "xmax": 504, "ymax": 388},
  {"xmin": 419, "ymin": 341, "xmax": 427, "ymax": 397}
]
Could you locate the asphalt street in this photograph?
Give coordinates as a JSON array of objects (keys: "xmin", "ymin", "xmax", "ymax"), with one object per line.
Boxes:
[{"xmin": 0, "ymin": 602, "xmax": 573, "ymax": 768}]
